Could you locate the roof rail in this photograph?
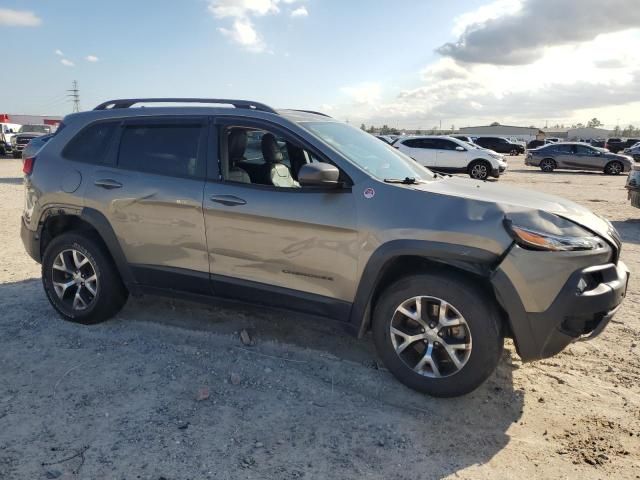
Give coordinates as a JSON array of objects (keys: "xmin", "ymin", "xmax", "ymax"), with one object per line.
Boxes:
[
  {"xmin": 94, "ymin": 98, "xmax": 277, "ymax": 114},
  {"xmin": 289, "ymin": 109, "xmax": 332, "ymax": 118}
]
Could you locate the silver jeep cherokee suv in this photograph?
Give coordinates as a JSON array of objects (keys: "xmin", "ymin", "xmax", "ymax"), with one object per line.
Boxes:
[{"xmin": 21, "ymin": 98, "xmax": 630, "ymax": 397}]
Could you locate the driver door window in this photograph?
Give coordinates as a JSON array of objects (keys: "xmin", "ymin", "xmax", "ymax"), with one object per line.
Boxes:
[{"xmin": 220, "ymin": 126, "xmax": 338, "ymax": 189}]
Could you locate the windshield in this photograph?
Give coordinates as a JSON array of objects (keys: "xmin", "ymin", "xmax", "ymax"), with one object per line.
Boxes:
[
  {"xmin": 302, "ymin": 121, "xmax": 434, "ymax": 182},
  {"xmin": 19, "ymin": 125, "xmax": 49, "ymax": 134}
]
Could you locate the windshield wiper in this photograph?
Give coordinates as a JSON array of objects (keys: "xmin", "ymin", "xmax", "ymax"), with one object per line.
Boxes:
[{"xmin": 384, "ymin": 177, "xmax": 420, "ymax": 184}]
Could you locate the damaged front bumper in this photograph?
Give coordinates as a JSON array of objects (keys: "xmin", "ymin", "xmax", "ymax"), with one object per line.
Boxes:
[{"xmin": 492, "ymin": 253, "xmax": 629, "ymax": 362}]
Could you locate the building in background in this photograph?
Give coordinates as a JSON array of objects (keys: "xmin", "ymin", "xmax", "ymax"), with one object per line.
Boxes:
[
  {"xmin": 543, "ymin": 127, "xmax": 612, "ymax": 141},
  {"xmin": 0, "ymin": 113, "xmax": 62, "ymax": 129},
  {"xmin": 459, "ymin": 124, "xmax": 544, "ymax": 142}
]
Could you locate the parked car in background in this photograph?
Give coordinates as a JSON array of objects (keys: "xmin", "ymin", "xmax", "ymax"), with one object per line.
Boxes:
[
  {"xmin": 474, "ymin": 136, "xmax": 524, "ymax": 155},
  {"xmin": 626, "ymin": 164, "xmax": 640, "ymax": 208},
  {"xmin": 525, "ymin": 142, "xmax": 633, "ymax": 175},
  {"xmin": 545, "ymin": 138, "xmax": 561, "ymax": 143},
  {"xmin": 623, "ymin": 142, "xmax": 640, "ymax": 161},
  {"xmin": 0, "ymin": 122, "xmax": 22, "ymax": 156},
  {"xmin": 10, "ymin": 124, "xmax": 53, "ymax": 158},
  {"xmin": 20, "ymin": 97, "xmax": 628, "ymax": 398},
  {"xmin": 526, "ymin": 139, "xmax": 547, "ymax": 149},
  {"xmin": 450, "ymin": 135, "xmax": 475, "ymax": 144},
  {"xmin": 375, "ymin": 135, "xmax": 393, "ymax": 144},
  {"xmin": 606, "ymin": 138, "xmax": 640, "ymax": 153},
  {"xmin": 590, "ymin": 139, "xmax": 606, "ymax": 148},
  {"xmin": 21, "ymin": 133, "xmax": 54, "ymax": 159},
  {"xmin": 394, "ymin": 135, "xmax": 507, "ymax": 180}
]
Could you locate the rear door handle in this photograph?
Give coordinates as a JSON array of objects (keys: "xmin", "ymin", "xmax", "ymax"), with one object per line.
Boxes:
[
  {"xmin": 209, "ymin": 194, "xmax": 246, "ymax": 206},
  {"xmin": 94, "ymin": 179, "xmax": 123, "ymax": 189}
]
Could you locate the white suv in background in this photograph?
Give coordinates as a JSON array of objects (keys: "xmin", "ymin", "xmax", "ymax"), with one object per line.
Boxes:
[{"xmin": 394, "ymin": 135, "xmax": 507, "ymax": 180}]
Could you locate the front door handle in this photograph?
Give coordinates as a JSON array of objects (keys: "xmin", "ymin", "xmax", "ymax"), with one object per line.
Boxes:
[
  {"xmin": 94, "ymin": 179, "xmax": 123, "ymax": 189},
  {"xmin": 209, "ymin": 194, "xmax": 247, "ymax": 206}
]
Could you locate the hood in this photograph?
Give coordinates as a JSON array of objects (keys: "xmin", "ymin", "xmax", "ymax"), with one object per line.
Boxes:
[
  {"xmin": 16, "ymin": 132, "xmax": 46, "ymax": 138},
  {"xmin": 606, "ymin": 152, "xmax": 633, "ymax": 162},
  {"xmin": 411, "ymin": 176, "xmax": 619, "ymax": 247}
]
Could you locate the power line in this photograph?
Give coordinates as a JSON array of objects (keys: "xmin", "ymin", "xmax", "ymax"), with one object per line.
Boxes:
[{"xmin": 67, "ymin": 80, "xmax": 80, "ymax": 112}]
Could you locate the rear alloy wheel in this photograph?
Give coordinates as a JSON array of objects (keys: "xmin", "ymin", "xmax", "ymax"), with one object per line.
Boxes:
[
  {"xmin": 510, "ymin": 148, "xmax": 519, "ymax": 156},
  {"xmin": 604, "ymin": 161, "xmax": 623, "ymax": 175},
  {"xmin": 42, "ymin": 233, "xmax": 128, "ymax": 324},
  {"xmin": 540, "ymin": 158, "xmax": 556, "ymax": 172},
  {"xmin": 373, "ymin": 273, "xmax": 503, "ymax": 397},
  {"xmin": 468, "ymin": 160, "xmax": 490, "ymax": 180}
]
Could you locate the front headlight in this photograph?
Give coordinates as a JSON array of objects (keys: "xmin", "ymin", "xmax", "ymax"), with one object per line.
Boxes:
[{"xmin": 504, "ymin": 218, "xmax": 603, "ymax": 251}]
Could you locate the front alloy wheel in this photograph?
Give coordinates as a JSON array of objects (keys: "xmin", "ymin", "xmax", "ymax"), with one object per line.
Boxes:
[
  {"xmin": 372, "ymin": 273, "xmax": 503, "ymax": 397},
  {"xmin": 51, "ymin": 249, "xmax": 98, "ymax": 311},
  {"xmin": 390, "ymin": 296, "xmax": 472, "ymax": 378},
  {"xmin": 469, "ymin": 162, "xmax": 489, "ymax": 180}
]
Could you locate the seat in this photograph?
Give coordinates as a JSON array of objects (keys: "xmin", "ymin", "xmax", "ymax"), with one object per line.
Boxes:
[
  {"xmin": 261, "ymin": 133, "xmax": 299, "ymax": 188},
  {"xmin": 227, "ymin": 129, "xmax": 251, "ymax": 184}
]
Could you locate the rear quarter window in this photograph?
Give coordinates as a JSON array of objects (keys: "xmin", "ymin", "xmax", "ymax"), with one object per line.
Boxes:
[
  {"xmin": 117, "ymin": 124, "xmax": 203, "ymax": 178},
  {"xmin": 62, "ymin": 121, "xmax": 118, "ymax": 164}
]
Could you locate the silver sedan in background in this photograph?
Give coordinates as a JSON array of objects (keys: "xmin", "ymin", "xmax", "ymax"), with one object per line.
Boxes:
[{"xmin": 525, "ymin": 142, "xmax": 634, "ymax": 175}]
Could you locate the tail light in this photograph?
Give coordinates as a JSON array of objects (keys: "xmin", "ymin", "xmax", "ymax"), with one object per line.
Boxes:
[{"xmin": 22, "ymin": 156, "xmax": 35, "ymax": 175}]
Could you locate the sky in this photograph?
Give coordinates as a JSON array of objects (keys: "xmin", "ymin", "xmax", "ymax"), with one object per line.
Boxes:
[{"xmin": 1, "ymin": 0, "xmax": 640, "ymax": 129}]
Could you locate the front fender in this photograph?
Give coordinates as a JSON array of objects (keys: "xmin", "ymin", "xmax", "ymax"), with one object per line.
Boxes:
[{"xmin": 348, "ymin": 240, "xmax": 501, "ymax": 337}]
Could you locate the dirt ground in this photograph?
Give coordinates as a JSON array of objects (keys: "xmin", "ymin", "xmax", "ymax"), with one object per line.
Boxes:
[{"xmin": 0, "ymin": 155, "xmax": 638, "ymax": 480}]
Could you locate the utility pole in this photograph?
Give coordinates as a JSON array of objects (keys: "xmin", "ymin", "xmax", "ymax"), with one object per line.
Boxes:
[{"xmin": 67, "ymin": 80, "xmax": 80, "ymax": 112}]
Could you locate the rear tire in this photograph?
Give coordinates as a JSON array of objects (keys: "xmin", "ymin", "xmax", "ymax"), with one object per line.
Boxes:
[
  {"xmin": 604, "ymin": 161, "xmax": 623, "ymax": 175},
  {"xmin": 468, "ymin": 160, "xmax": 491, "ymax": 180},
  {"xmin": 510, "ymin": 148, "xmax": 518, "ymax": 156},
  {"xmin": 540, "ymin": 158, "xmax": 556, "ymax": 172},
  {"xmin": 13, "ymin": 151, "xmax": 20, "ymax": 159},
  {"xmin": 42, "ymin": 233, "xmax": 128, "ymax": 324},
  {"xmin": 372, "ymin": 272, "xmax": 504, "ymax": 397}
]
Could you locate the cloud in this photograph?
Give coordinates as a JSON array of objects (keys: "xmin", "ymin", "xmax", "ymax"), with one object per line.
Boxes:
[
  {"xmin": 341, "ymin": 83, "xmax": 382, "ymax": 105},
  {"xmin": 437, "ymin": 0, "xmax": 640, "ymax": 65},
  {"xmin": 85, "ymin": 55, "xmax": 99, "ymax": 62},
  {"xmin": 291, "ymin": 6, "xmax": 308, "ymax": 17},
  {"xmin": 60, "ymin": 59, "xmax": 75, "ymax": 67},
  {"xmin": 55, "ymin": 49, "xmax": 64, "ymax": 57},
  {"xmin": 219, "ymin": 18, "xmax": 265, "ymax": 52},
  {"xmin": 0, "ymin": 8, "xmax": 42, "ymax": 27},
  {"xmin": 594, "ymin": 58, "xmax": 625, "ymax": 69},
  {"xmin": 208, "ymin": 0, "xmax": 305, "ymax": 51}
]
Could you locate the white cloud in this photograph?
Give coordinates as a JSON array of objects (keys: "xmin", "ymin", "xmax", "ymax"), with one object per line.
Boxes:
[
  {"xmin": 60, "ymin": 59, "xmax": 75, "ymax": 67},
  {"xmin": 0, "ymin": 8, "xmax": 42, "ymax": 27},
  {"xmin": 329, "ymin": 28, "xmax": 640, "ymax": 128},
  {"xmin": 54, "ymin": 49, "xmax": 64, "ymax": 57},
  {"xmin": 85, "ymin": 55, "xmax": 99, "ymax": 62},
  {"xmin": 219, "ymin": 18, "xmax": 265, "ymax": 52},
  {"xmin": 291, "ymin": 6, "xmax": 308, "ymax": 17},
  {"xmin": 208, "ymin": 0, "xmax": 305, "ymax": 51},
  {"xmin": 341, "ymin": 83, "xmax": 382, "ymax": 105}
]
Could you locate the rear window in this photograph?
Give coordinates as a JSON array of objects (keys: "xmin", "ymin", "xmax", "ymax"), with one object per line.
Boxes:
[
  {"xmin": 62, "ymin": 121, "xmax": 118, "ymax": 164},
  {"xmin": 117, "ymin": 124, "xmax": 202, "ymax": 178}
]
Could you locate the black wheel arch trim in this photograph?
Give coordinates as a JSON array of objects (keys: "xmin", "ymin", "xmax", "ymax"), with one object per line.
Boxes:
[
  {"xmin": 349, "ymin": 240, "xmax": 502, "ymax": 338},
  {"xmin": 78, "ymin": 207, "xmax": 138, "ymax": 292}
]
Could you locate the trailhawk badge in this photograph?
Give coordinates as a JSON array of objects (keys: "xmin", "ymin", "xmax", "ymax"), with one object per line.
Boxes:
[{"xmin": 364, "ymin": 187, "xmax": 375, "ymax": 199}]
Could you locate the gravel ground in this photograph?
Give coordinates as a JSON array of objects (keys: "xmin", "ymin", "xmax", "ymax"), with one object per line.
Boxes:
[{"xmin": 0, "ymin": 155, "xmax": 638, "ymax": 480}]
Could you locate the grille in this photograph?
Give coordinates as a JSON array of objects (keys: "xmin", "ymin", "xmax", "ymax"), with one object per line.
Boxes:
[{"xmin": 16, "ymin": 137, "xmax": 32, "ymax": 145}]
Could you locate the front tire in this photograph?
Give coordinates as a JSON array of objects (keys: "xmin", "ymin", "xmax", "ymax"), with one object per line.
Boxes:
[
  {"xmin": 604, "ymin": 161, "xmax": 623, "ymax": 175},
  {"xmin": 372, "ymin": 272, "xmax": 504, "ymax": 397},
  {"xmin": 42, "ymin": 233, "xmax": 128, "ymax": 324},
  {"xmin": 13, "ymin": 151, "xmax": 21, "ymax": 159},
  {"xmin": 468, "ymin": 160, "xmax": 491, "ymax": 180}
]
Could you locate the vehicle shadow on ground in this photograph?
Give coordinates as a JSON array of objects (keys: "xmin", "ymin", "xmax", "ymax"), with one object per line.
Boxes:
[
  {"xmin": 0, "ymin": 177, "xmax": 23, "ymax": 185},
  {"xmin": 123, "ymin": 295, "xmax": 524, "ymax": 476},
  {"xmin": 611, "ymin": 219, "xmax": 640, "ymax": 245},
  {"xmin": 0, "ymin": 279, "xmax": 524, "ymax": 478}
]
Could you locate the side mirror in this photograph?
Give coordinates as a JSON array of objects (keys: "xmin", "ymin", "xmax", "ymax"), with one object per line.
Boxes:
[
  {"xmin": 455, "ymin": 146, "xmax": 465, "ymax": 151},
  {"xmin": 298, "ymin": 163, "xmax": 340, "ymax": 187}
]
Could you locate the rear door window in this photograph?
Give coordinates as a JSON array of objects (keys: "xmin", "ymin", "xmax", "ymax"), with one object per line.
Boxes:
[
  {"xmin": 117, "ymin": 122, "xmax": 204, "ymax": 178},
  {"xmin": 62, "ymin": 121, "xmax": 119, "ymax": 164}
]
